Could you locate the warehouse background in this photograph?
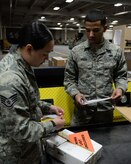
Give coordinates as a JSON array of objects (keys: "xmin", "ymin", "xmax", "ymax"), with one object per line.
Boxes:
[
  {"xmin": 0, "ymin": 0, "xmax": 131, "ymax": 49},
  {"xmin": 0, "ymin": 0, "xmax": 131, "ymax": 124}
]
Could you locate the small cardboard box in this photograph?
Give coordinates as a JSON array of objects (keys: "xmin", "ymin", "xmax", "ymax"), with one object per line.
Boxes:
[
  {"xmin": 45, "ymin": 135, "xmax": 102, "ymax": 164},
  {"xmin": 116, "ymin": 106, "xmax": 131, "ymax": 122},
  {"xmin": 52, "ymin": 57, "xmax": 67, "ymax": 66}
]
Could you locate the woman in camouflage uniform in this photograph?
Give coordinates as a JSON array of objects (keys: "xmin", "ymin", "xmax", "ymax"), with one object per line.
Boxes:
[{"xmin": 0, "ymin": 22, "xmax": 65, "ymax": 164}]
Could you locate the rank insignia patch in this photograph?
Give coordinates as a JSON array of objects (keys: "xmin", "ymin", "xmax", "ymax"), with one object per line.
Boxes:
[{"xmin": 0, "ymin": 94, "xmax": 17, "ymax": 107}]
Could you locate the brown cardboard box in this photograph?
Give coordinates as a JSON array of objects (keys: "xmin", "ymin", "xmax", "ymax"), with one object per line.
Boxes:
[
  {"xmin": 52, "ymin": 57, "xmax": 67, "ymax": 66},
  {"xmin": 116, "ymin": 106, "xmax": 131, "ymax": 122}
]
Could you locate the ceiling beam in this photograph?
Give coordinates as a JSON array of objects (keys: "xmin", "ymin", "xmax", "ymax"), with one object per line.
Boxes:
[{"xmin": 75, "ymin": 0, "xmax": 131, "ymax": 6}]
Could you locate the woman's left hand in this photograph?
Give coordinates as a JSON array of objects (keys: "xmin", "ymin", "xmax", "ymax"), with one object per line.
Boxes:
[{"xmin": 49, "ymin": 105, "xmax": 64, "ymax": 116}]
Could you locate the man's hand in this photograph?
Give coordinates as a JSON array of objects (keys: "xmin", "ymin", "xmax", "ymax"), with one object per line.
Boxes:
[
  {"xmin": 49, "ymin": 105, "xmax": 64, "ymax": 116},
  {"xmin": 111, "ymin": 88, "xmax": 123, "ymax": 101},
  {"xmin": 75, "ymin": 93, "xmax": 87, "ymax": 105}
]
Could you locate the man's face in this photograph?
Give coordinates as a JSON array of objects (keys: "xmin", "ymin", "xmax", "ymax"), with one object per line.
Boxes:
[{"xmin": 84, "ymin": 20, "xmax": 107, "ymax": 45}]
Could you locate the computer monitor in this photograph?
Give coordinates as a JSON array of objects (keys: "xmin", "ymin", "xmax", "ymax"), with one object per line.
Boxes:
[{"xmin": 34, "ymin": 67, "xmax": 65, "ymax": 88}]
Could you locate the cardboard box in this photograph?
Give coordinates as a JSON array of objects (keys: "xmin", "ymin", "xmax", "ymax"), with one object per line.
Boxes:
[
  {"xmin": 116, "ymin": 106, "xmax": 131, "ymax": 122},
  {"xmin": 52, "ymin": 57, "xmax": 67, "ymax": 66},
  {"xmin": 45, "ymin": 135, "xmax": 102, "ymax": 164}
]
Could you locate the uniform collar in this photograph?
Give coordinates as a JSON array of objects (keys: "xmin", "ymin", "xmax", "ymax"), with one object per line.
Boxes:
[
  {"xmin": 15, "ymin": 49, "xmax": 35, "ymax": 76},
  {"xmin": 84, "ymin": 38, "xmax": 112, "ymax": 53}
]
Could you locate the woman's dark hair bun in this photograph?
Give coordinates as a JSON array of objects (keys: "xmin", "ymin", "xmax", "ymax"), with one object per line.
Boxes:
[{"xmin": 17, "ymin": 21, "xmax": 53, "ymax": 50}]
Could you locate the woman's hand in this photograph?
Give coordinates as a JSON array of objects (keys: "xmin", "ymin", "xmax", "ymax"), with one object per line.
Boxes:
[
  {"xmin": 52, "ymin": 116, "xmax": 65, "ymax": 130},
  {"xmin": 49, "ymin": 105, "xmax": 64, "ymax": 116}
]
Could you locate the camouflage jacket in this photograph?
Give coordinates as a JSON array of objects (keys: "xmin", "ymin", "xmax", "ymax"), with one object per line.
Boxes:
[
  {"xmin": 0, "ymin": 51, "xmax": 55, "ymax": 164},
  {"xmin": 64, "ymin": 39, "xmax": 128, "ymax": 111}
]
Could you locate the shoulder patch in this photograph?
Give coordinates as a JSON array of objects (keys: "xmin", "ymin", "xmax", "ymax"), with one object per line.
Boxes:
[{"xmin": 0, "ymin": 94, "xmax": 17, "ymax": 107}]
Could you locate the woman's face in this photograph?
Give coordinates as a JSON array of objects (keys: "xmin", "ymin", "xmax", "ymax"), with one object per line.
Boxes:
[{"xmin": 28, "ymin": 40, "xmax": 54, "ymax": 67}]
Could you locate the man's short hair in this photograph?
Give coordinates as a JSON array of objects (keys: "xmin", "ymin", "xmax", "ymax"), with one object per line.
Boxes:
[{"xmin": 84, "ymin": 9, "xmax": 107, "ymax": 26}]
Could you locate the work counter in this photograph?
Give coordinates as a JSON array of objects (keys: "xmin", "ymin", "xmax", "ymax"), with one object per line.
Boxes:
[
  {"xmin": 34, "ymin": 67, "xmax": 131, "ymax": 163},
  {"xmin": 44, "ymin": 122, "xmax": 131, "ymax": 164}
]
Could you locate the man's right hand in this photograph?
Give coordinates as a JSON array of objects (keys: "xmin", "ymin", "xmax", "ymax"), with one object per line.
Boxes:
[{"xmin": 75, "ymin": 93, "xmax": 87, "ymax": 105}]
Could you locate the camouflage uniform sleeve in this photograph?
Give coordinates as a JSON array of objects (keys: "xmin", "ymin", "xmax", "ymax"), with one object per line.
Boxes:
[
  {"xmin": 0, "ymin": 72, "xmax": 55, "ymax": 143},
  {"xmin": 113, "ymin": 48, "xmax": 128, "ymax": 93},
  {"xmin": 0, "ymin": 53, "xmax": 14, "ymax": 72},
  {"xmin": 38, "ymin": 100, "xmax": 52, "ymax": 114},
  {"xmin": 64, "ymin": 50, "xmax": 80, "ymax": 97}
]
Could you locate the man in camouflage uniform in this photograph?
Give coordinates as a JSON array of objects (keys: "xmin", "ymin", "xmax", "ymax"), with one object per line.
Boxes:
[
  {"xmin": 0, "ymin": 22, "xmax": 65, "ymax": 163},
  {"xmin": 64, "ymin": 10, "xmax": 127, "ymax": 126}
]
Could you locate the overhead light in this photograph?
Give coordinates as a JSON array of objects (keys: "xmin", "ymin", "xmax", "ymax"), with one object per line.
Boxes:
[
  {"xmin": 73, "ymin": 22, "xmax": 77, "ymax": 24},
  {"xmin": 50, "ymin": 27, "xmax": 62, "ymax": 30},
  {"xmin": 70, "ymin": 18, "xmax": 74, "ymax": 21},
  {"xmin": 113, "ymin": 20, "xmax": 118, "ymax": 23},
  {"xmin": 66, "ymin": 0, "xmax": 73, "ymax": 3},
  {"xmin": 38, "ymin": 17, "xmax": 46, "ymax": 21},
  {"xmin": 76, "ymin": 23, "xmax": 80, "ymax": 26},
  {"xmin": 57, "ymin": 22, "xmax": 61, "ymax": 25},
  {"xmin": 53, "ymin": 7, "xmax": 60, "ymax": 10},
  {"xmin": 111, "ymin": 20, "xmax": 118, "ymax": 24},
  {"xmin": 114, "ymin": 3, "xmax": 123, "ymax": 7},
  {"xmin": 41, "ymin": 16, "xmax": 45, "ymax": 19},
  {"xmin": 114, "ymin": 11, "xmax": 129, "ymax": 15},
  {"xmin": 109, "ymin": 25, "xmax": 113, "ymax": 28},
  {"xmin": 81, "ymin": 15, "xmax": 86, "ymax": 18}
]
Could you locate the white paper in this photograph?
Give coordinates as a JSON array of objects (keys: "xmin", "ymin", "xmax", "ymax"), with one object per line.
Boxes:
[
  {"xmin": 42, "ymin": 114, "xmax": 58, "ymax": 119},
  {"xmin": 83, "ymin": 97, "xmax": 111, "ymax": 105}
]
